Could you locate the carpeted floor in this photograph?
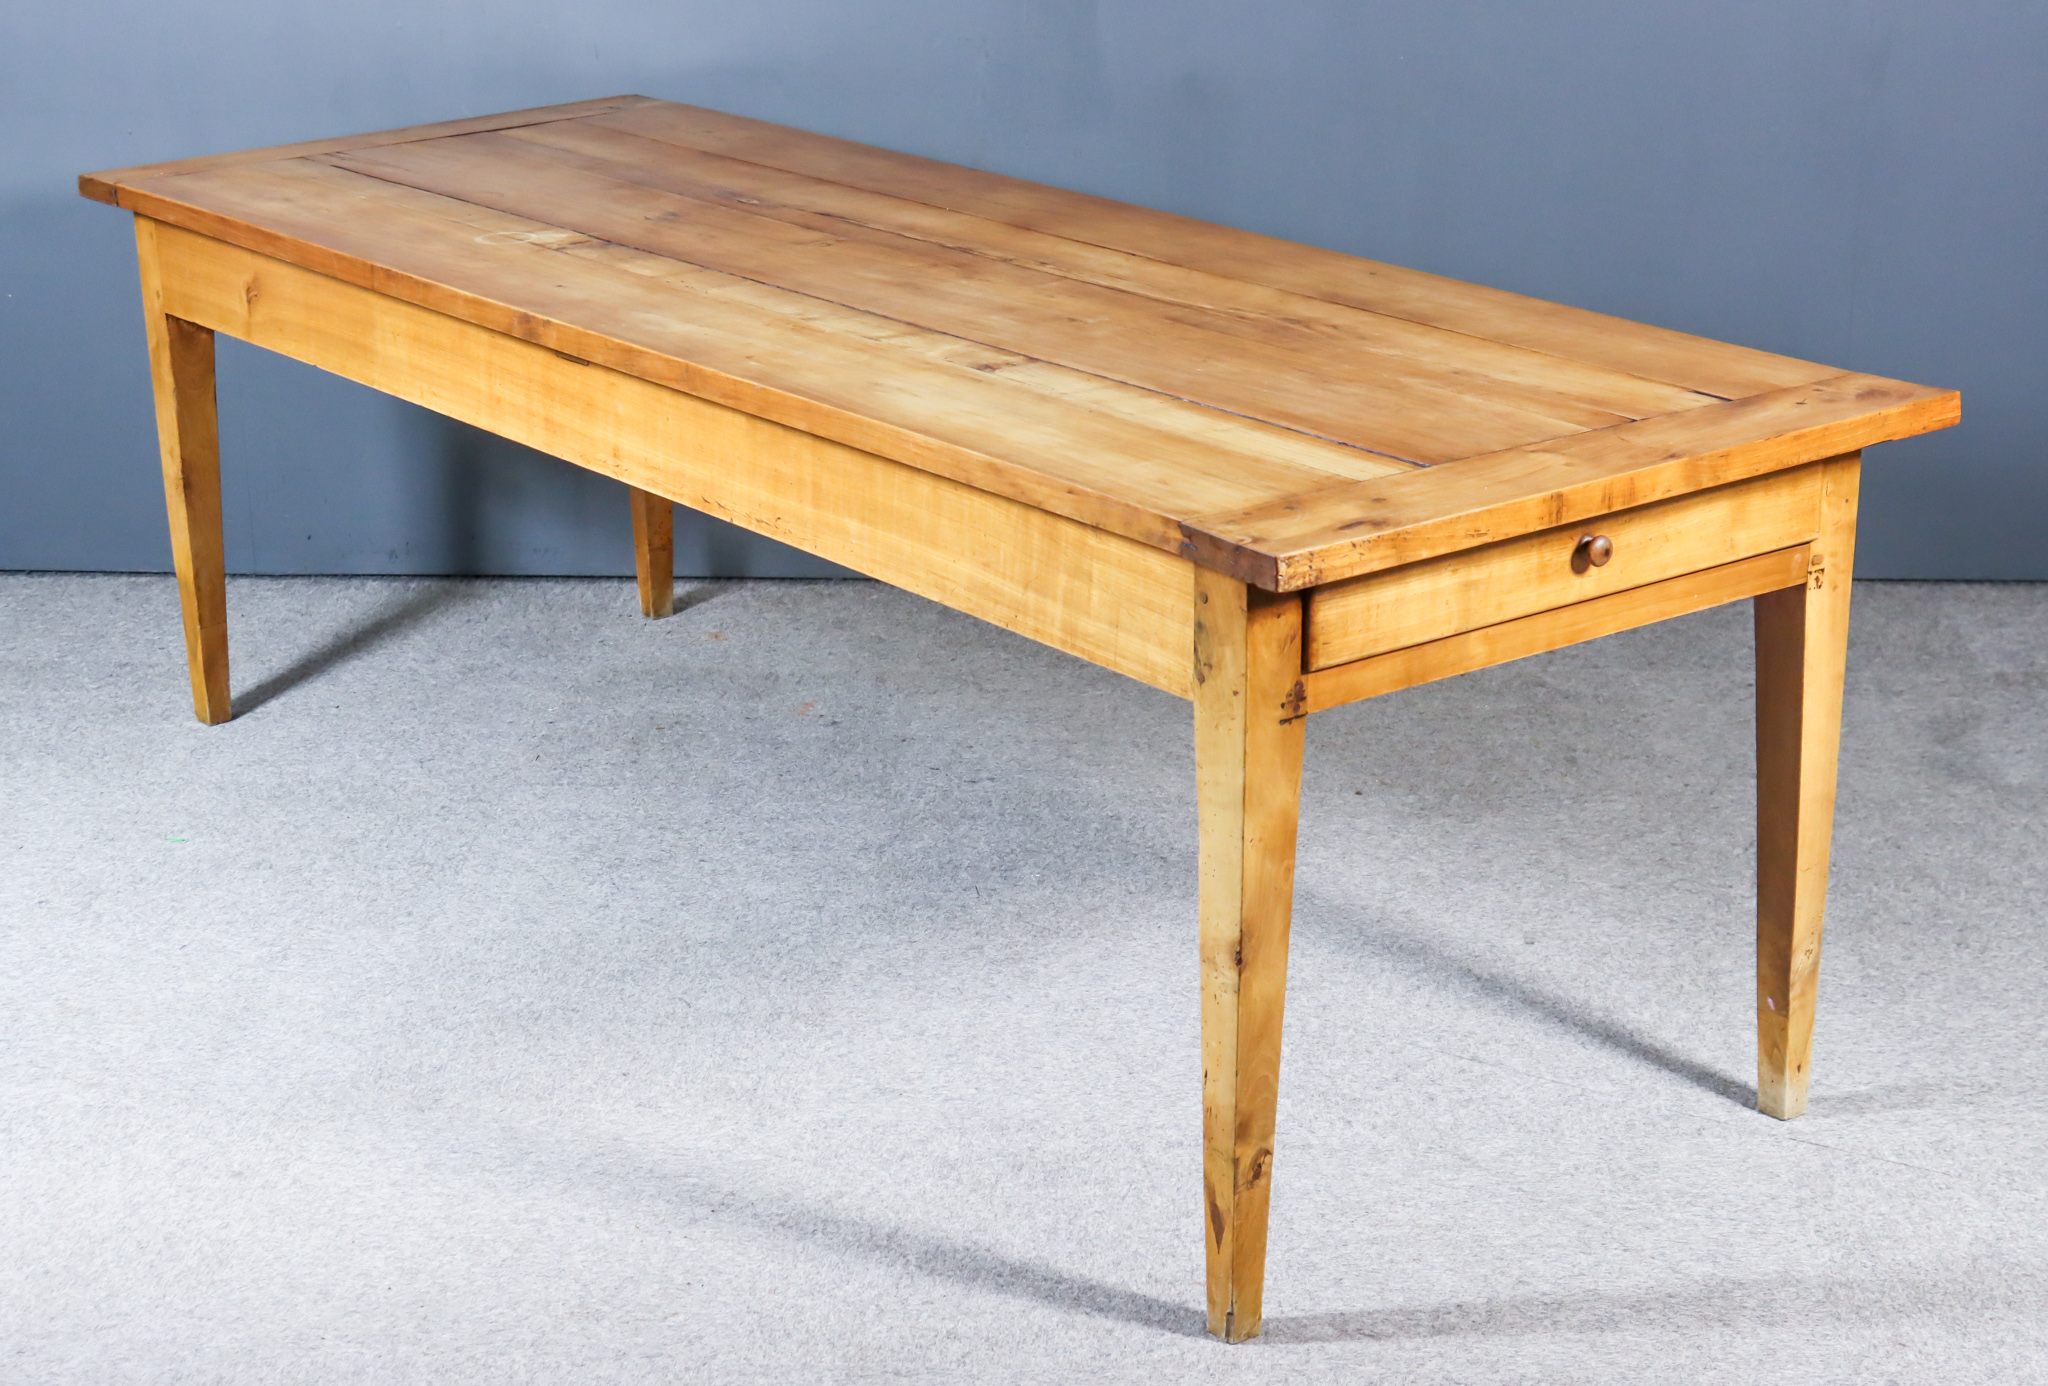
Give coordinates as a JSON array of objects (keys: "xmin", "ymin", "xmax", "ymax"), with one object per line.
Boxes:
[{"xmin": 1, "ymin": 572, "xmax": 2043, "ymax": 1384}]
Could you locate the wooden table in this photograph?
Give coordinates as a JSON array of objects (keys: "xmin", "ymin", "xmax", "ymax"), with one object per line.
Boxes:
[{"xmin": 82, "ymin": 97, "xmax": 1959, "ymax": 1342}]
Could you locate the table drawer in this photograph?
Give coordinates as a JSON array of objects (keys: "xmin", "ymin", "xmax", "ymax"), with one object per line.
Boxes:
[{"xmin": 1305, "ymin": 464, "xmax": 1823, "ymax": 670}]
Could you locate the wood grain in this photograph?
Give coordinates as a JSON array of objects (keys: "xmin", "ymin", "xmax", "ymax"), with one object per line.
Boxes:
[
  {"xmin": 1194, "ymin": 570, "xmax": 1305, "ymax": 1342},
  {"xmin": 1305, "ymin": 465, "xmax": 1822, "ymax": 668},
  {"xmin": 79, "ymin": 96, "xmax": 657, "ymax": 205},
  {"xmin": 494, "ymin": 120, "xmax": 1722, "ymax": 426},
  {"xmin": 628, "ymin": 486, "xmax": 675, "ymax": 619},
  {"xmin": 1300, "ymin": 546, "xmax": 1810, "ymax": 713},
  {"xmin": 589, "ymin": 101, "xmax": 1840, "ymax": 400},
  {"xmin": 320, "ymin": 130, "xmax": 1643, "ymax": 464},
  {"xmin": 1188, "ymin": 376, "xmax": 1958, "ymax": 590},
  {"xmin": 107, "ymin": 157, "xmax": 1393, "ymax": 557},
  {"xmin": 1753, "ymin": 453, "xmax": 1860, "ymax": 1120},
  {"xmin": 135, "ymin": 218, "xmax": 230, "ymax": 725},
  {"xmin": 148, "ymin": 219, "xmax": 1196, "ymax": 697}
]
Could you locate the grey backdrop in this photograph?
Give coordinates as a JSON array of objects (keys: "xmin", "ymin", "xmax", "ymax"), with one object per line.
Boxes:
[{"xmin": 3, "ymin": 1, "xmax": 2042, "ymax": 579}]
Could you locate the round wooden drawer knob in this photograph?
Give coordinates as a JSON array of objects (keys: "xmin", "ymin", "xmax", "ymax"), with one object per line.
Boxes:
[{"xmin": 1573, "ymin": 533, "xmax": 1614, "ymax": 571}]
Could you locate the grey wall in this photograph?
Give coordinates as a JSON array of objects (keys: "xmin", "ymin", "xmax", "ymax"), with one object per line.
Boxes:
[{"xmin": 3, "ymin": 1, "xmax": 2042, "ymax": 579}]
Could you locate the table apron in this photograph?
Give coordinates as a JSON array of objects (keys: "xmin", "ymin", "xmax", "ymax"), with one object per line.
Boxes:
[
  {"xmin": 1306, "ymin": 464, "xmax": 1827, "ymax": 670},
  {"xmin": 1298, "ymin": 544, "xmax": 1813, "ymax": 714},
  {"xmin": 145, "ymin": 217, "xmax": 1196, "ymax": 699}
]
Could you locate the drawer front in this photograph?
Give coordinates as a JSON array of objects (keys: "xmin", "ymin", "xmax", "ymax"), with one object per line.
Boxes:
[{"xmin": 1305, "ymin": 464, "xmax": 1823, "ymax": 670}]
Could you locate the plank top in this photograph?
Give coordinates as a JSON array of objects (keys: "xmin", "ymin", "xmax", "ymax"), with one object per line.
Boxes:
[{"xmin": 82, "ymin": 97, "xmax": 1959, "ymax": 589}]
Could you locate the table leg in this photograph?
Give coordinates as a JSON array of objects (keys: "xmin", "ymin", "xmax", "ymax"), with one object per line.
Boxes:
[
  {"xmin": 135, "ymin": 217, "xmax": 230, "ymax": 725},
  {"xmin": 1753, "ymin": 453, "xmax": 1861, "ymax": 1119},
  {"xmin": 1193, "ymin": 569, "xmax": 1306, "ymax": 1342},
  {"xmin": 629, "ymin": 486, "xmax": 674, "ymax": 618}
]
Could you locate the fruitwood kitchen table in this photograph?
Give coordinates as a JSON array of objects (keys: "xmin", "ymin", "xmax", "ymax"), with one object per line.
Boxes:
[{"xmin": 83, "ymin": 97, "xmax": 1959, "ymax": 1342}]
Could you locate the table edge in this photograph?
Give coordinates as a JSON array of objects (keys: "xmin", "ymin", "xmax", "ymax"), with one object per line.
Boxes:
[
  {"xmin": 78, "ymin": 96, "xmax": 660, "ymax": 206},
  {"xmin": 1180, "ymin": 379, "xmax": 1960, "ymax": 591}
]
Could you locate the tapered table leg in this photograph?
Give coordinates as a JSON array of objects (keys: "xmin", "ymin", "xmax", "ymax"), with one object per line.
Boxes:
[
  {"xmin": 1193, "ymin": 569, "xmax": 1307, "ymax": 1342},
  {"xmin": 135, "ymin": 217, "xmax": 229, "ymax": 725},
  {"xmin": 1753, "ymin": 452, "xmax": 1861, "ymax": 1119},
  {"xmin": 629, "ymin": 485, "xmax": 675, "ymax": 618}
]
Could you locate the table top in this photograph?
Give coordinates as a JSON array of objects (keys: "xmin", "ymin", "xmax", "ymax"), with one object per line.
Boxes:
[{"xmin": 83, "ymin": 96, "xmax": 1957, "ymax": 589}]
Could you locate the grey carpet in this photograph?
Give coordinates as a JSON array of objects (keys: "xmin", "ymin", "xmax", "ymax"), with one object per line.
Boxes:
[{"xmin": 2, "ymin": 573, "xmax": 2043, "ymax": 1384}]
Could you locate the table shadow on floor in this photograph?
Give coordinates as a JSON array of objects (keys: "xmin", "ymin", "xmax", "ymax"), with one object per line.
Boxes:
[
  {"xmin": 1307, "ymin": 890, "xmax": 1754, "ymax": 1109},
  {"xmin": 231, "ymin": 578, "xmax": 728, "ymax": 716},
  {"xmin": 601, "ymin": 1158, "xmax": 1208, "ymax": 1339},
  {"xmin": 1259, "ymin": 1262, "xmax": 2046, "ymax": 1343},
  {"xmin": 232, "ymin": 580, "xmax": 484, "ymax": 716},
  {"xmin": 612, "ymin": 1158, "xmax": 2035, "ymax": 1348}
]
